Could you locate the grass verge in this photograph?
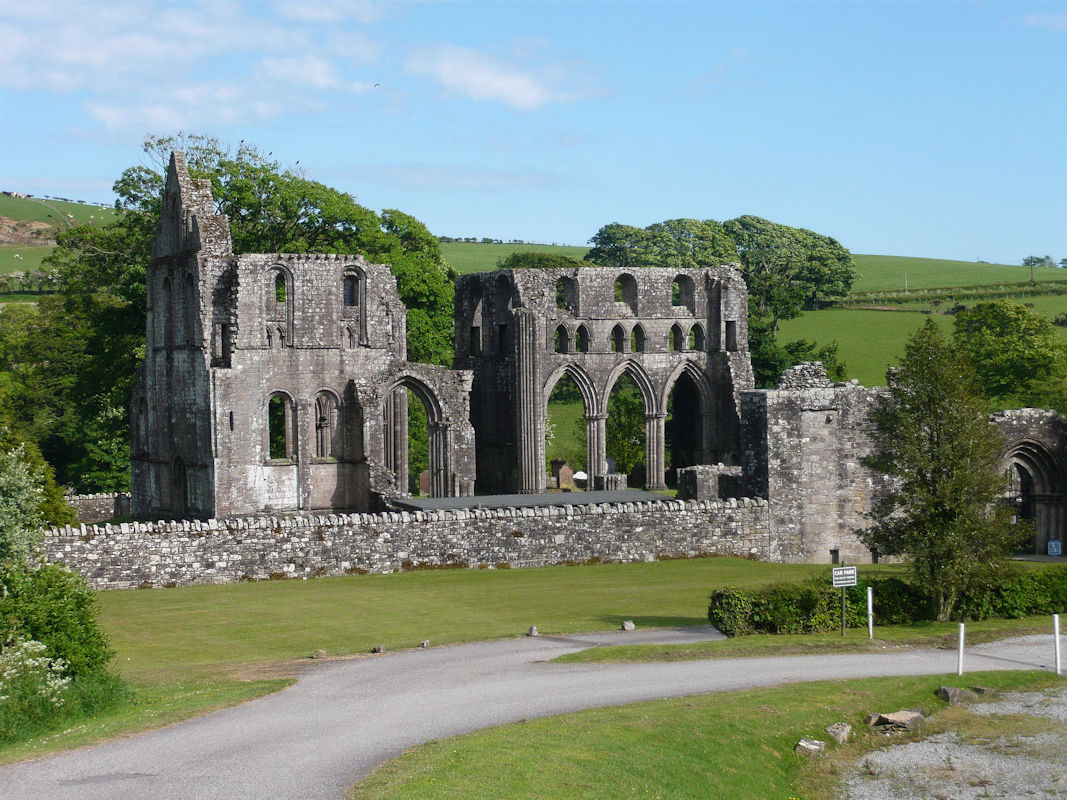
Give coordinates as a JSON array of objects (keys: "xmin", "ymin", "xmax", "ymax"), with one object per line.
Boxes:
[
  {"xmin": 0, "ymin": 677, "xmax": 289, "ymax": 765},
  {"xmin": 555, "ymin": 615, "xmax": 1060, "ymax": 664},
  {"xmin": 349, "ymin": 670, "xmax": 1064, "ymax": 800}
]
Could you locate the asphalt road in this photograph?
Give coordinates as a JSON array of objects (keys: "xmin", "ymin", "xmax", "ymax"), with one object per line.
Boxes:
[{"xmin": 2, "ymin": 629, "xmax": 1060, "ymax": 800}]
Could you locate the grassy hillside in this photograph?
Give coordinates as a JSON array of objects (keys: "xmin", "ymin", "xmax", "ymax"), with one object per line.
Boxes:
[
  {"xmin": 441, "ymin": 242, "xmax": 589, "ymax": 273},
  {"xmin": 850, "ymin": 254, "xmax": 1060, "ymax": 292},
  {"xmin": 0, "ymin": 194, "xmax": 117, "ymax": 229},
  {"xmin": 0, "ymin": 244, "xmax": 51, "ymax": 274}
]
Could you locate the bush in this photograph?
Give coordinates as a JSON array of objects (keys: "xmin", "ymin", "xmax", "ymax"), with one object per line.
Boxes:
[
  {"xmin": 0, "ymin": 639, "xmax": 130, "ymax": 745},
  {"xmin": 0, "ymin": 563, "xmax": 113, "ymax": 677},
  {"xmin": 707, "ymin": 588, "xmax": 754, "ymax": 636},
  {"xmin": 956, "ymin": 569, "xmax": 1067, "ymax": 620}
]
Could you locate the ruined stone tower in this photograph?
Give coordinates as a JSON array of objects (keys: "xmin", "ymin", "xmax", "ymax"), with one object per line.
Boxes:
[{"xmin": 131, "ymin": 153, "xmax": 475, "ymax": 519}]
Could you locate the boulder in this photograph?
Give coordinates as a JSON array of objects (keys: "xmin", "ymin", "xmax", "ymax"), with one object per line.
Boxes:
[
  {"xmin": 795, "ymin": 737, "xmax": 826, "ymax": 758},
  {"xmin": 621, "ymin": 620, "xmax": 636, "ymax": 632},
  {"xmin": 825, "ymin": 722, "xmax": 852, "ymax": 744},
  {"xmin": 867, "ymin": 708, "xmax": 925, "ymax": 732},
  {"xmin": 937, "ymin": 685, "xmax": 979, "ymax": 705}
]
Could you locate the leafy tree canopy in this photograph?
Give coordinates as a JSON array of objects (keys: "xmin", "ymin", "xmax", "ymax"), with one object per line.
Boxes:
[
  {"xmin": 496, "ymin": 251, "xmax": 586, "ymax": 270},
  {"xmin": 860, "ymin": 319, "xmax": 1025, "ymax": 621},
  {"xmin": 953, "ymin": 300, "xmax": 1067, "ymax": 411}
]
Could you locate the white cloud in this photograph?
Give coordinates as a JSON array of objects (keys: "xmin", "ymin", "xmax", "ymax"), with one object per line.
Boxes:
[
  {"xmin": 258, "ymin": 56, "xmax": 372, "ymax": 93},
  {"xmin": 0, "ymin": 0, "xmax": 384, "ymax": 132},
  {"xmin": 272, "ymin": 0, "xmax": 385, "ymax": 24},
  {"xmin": 338, "ymin": 162, "xmax": 562, "ymax": 191},
  {"xmin": 405, "ymin": 43, "xmax": 595, "ymax": 111},
  {"xmin": 1023, "ymin": 12, "xmax": 1067, "ymax": 32}
]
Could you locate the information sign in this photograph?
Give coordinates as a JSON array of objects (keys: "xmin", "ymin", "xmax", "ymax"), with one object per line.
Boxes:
[
  {"xmin": 832, "ymin": 566, "xmax": 857, "ymax": 587},
  {"xmin": 1049, "ymin": 540, "xmax": 1062, "ymax": 557}
]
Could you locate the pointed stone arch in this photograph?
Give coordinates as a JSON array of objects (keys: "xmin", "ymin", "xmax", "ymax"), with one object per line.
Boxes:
[
  {"xmin": 998, "ymin": 437, "xmax": 1066, "ymax": 554},
  {"xmin": 661, "ymin": 361, "xmax": 716, "ymax": 486}
]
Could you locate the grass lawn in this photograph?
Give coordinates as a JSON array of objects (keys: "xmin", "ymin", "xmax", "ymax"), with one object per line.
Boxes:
[
  {"xmin": 349, "ymin": 670, "xmax": 1065, "ymax": 800},
  {"xmin": 441, "ymin": 242, "xmax": 589, "ymax": 273},
  {"xmin": 97, "ymin": 558, "xmax": 836, "ymax": 685}
]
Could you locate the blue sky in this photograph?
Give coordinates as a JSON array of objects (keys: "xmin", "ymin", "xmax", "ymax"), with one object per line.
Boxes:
[{"xmin": 2, "ymin": 0, "xmax": 1066, "ymax": 263}]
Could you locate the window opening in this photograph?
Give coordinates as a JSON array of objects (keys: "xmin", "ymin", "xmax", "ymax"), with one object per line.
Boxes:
[{"xmin": 268, "ymin": 394, "xmax": 294, "ymax": 460}]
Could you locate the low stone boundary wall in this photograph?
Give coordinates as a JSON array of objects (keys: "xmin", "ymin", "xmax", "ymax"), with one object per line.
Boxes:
[
  {"xmin": 65, "ymin": 492, "xmax": 131, "ymax": 523},
  {"xmin": 45, "ymin": 498, "xmax": 772, "ymax": 590}
]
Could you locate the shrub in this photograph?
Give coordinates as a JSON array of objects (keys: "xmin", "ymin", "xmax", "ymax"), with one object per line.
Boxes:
[
  {"xmin": 0, "ymin": 639, "xmax": 130, "ymax": 745},
  {"xmin": 1053, "ymin": 312, "xmax": 1067, "ymax": 327},
  {"xmin": 707, "ymin": 587, "xmax": 754, "ymax": 636},
  {"xmin": 0, "ymin": 563, "xmax": 113, "ymax": 677}
]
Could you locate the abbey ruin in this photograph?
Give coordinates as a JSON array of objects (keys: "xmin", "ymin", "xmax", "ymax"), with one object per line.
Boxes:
[{"xmin": 44, "ymin": 152, "xmax": 1067, "ymax": 588}]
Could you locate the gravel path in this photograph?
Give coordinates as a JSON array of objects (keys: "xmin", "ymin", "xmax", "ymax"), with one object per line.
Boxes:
[{"xmin": 841, "ymin": 641, "xmax": 1067, "ymax": 800}]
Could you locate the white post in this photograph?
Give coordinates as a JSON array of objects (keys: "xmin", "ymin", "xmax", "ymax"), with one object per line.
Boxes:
[
  {"xmin": 1055, "ymin": 614, "xmax": 1062, "ymax": 676},
  {"xmin": 867, "ymin": 586, "xmax": 874, "ymax": 640},
  {"xmin": 957, "ymin": 623, "xmax": 965, "ymax": 676}
]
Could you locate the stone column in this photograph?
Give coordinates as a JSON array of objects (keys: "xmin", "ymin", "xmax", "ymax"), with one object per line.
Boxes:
[
  {"xmin": 429, "ymin": 420, "xmax": 453, "ymax": 498},
  {"xmin": 700, "ymin": 410, "xmax": 715, "ymax": 463},
  {"xmin": 587, "ymin": 413, "xmax": 607, "ymax": 481},
  {"xmin": 644, "ymin": 412, "xmax": 667, "ymax": 490},
  {"xmin": 515, "ymin": 311, "xmax": 543, "ymax": 493}
]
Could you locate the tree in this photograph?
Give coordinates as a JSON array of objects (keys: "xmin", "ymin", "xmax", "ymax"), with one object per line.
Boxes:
[
  {"xmin": 860, "ymin": 320, "xmax": 1025, "ymax": 621},
  {"xmin": 605, "ymin": 375, "xmax": 646, "ymax": 477},
  {"xmin": 496, "ymin": 251, "xmax": 585, "ymax": 270},
  {"xmin": 0, "ymin": 437, "xmax": 45, "ymax": 565},
  {"xmin": 953, "ymin": 300, "xmax": 1067, "ymax": 411}
]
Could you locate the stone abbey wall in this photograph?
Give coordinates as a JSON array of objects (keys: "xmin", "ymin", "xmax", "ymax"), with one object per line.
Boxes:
[
  {"xmin": 65, "ymin": 493, "xmax": 132, "ymax": 524},
  {"xmin": 46, "ymin": 498, "xmax": 770, "ymax": 590}
]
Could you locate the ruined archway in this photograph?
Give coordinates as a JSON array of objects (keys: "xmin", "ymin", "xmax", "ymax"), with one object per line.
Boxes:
[
  {"xmin": 383, "ymin": 375, "xmax": 453, "ymax": 498},
  {"xmin": 998, "ymin": 438, "xmax": 1065, "ymax": 555}
]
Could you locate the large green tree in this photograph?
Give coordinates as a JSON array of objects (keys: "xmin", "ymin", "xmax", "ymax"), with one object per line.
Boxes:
[
  {"xmin": 32, "ymin": 133, "xmax": 454, "ymax": 492},
  {"xmin": 860, "ymin": 320, "xmax": 1025, "ymax": 621},
  {"xmin": 953, "ymin": 300, "xmax": 1067, "ymax": 412}
]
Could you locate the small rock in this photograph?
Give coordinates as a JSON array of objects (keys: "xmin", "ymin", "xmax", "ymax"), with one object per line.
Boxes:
[
  {"xmin": 937, "ymin": 686, "xmax": 979, "ymax": 705},
  {"xmin": 869, "ymin": 709, "xmax": 925, "ymax": 731},
  {"xmin": 527, "ymin": 625, "xmax": 539, "ymax": 637},
  {"xmin": 621, "ymin": 620, "xmax": 636, "ymax": 631},
  {"xmin": 970, "ymin": 686, "xmax": 994, "ymax": 695},
  {"xmin": 372, "ymin": 645, "xmax": 386, "ymax": 654},
  {"xmin": 311, "ymin": 649, "xmax": 327, "ymax": 659},
  {"xmin": 418, "ymin": 640, "xmax": 430, "ymax": 648},
  {"xmin": 865, "ymin": 712, "xmax": 881, "ymax": 727},
  {"xmin": 795, "ymin": 737, "xmax": 826, "ymax": 758},
  {"xmin": 825, "ymin": 722, "xmax": 852, "ymax": 744}
]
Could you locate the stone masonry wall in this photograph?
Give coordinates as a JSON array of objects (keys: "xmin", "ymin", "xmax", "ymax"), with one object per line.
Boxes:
[
  {"xmin": 45, "ymin": 498, "xmax": 771, "ymax": 590},
  {"xmin": 65, "ymin": 493, "xmax": 132, "ymax": 524}
]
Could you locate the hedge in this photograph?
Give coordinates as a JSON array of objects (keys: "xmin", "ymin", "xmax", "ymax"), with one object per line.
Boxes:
[{"xmin": 708, "ymin": 569, "xmax": 1067, "ymax": 636}]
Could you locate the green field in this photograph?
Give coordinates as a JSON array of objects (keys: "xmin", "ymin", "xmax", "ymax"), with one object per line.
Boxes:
[
  {"xmin": 441, "ymin": 242, "xmax": 589, "ymax": 273},
  {"xmin": 0, "ymin": 244, "xmax": 51, "ymax": 274},
  {"xmin": 777, "ymin": 309, "xmax": 950, "ymax": 386},
  {"xmin": 850, "ymin": 254, "xmax": 1061, "ymax": 292}
]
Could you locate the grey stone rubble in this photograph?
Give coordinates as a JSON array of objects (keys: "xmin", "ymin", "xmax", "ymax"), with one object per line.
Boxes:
[
  {"xmin": 936, "ymin": 685, "xmax": 979, "ymax": 705},
  {"xmin": 825, "ymin": 721, "xmax": 852, "ymax": 744},
  {"xmin": 842, "ymin": 687, "xmax": 1067, "ymax": 800},
  {"xmin": 865, "ymin": 708, "xmax": 926, "ymax": 733},
  {"xmin": 796, "ymin": 737, "xmax": 827, "ymax": 758}
]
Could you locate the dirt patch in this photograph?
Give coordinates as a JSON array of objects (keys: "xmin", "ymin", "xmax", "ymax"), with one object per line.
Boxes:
[{"xmin": 0, "ymin": 216, "xmax": 55, "ymax": 245}]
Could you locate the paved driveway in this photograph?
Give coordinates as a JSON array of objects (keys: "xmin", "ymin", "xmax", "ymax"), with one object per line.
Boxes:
[{"xmin": 1, "ymin": 629, "xmax": 1059, "ymax": 800}]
